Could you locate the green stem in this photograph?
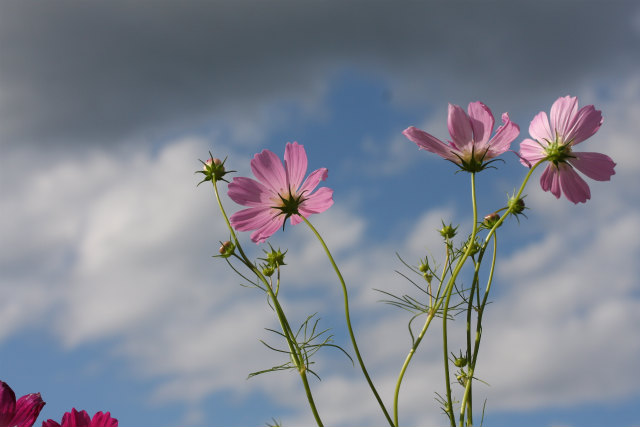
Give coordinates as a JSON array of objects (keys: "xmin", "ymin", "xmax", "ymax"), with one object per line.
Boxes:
[
  {"xmin": 393, "ymin": 244, "xmax": 451, "ymax": 425},
  {"xmin": 302, "ymin": 216, "xmax": 395, "ymax": 427},
  {"xmin": 454, "ymin": 159, "xmax": 544, "ymax": 426},
  {"xmin": 442, "ymin": 172, "xmax": 479, "ymax": 426},
  {"xmin": 211, "ymin": 180, "xmax": 324, "ymax": 426},
  {"xmin": 459, "ymin": 234, "xmax": 497, "ymax": 427}
]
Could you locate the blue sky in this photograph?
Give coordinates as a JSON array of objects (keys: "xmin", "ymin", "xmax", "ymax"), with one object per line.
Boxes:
[{"xmin": 1, "ymin": 1, "xmax": 639, "ymax": 426}]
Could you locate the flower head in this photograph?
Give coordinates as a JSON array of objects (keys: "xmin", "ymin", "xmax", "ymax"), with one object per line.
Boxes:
[
  {"xmin": 41, "ymin": 409, "xmax": 117, "ymax": 427},
  {"xmin": 403, "ymin": 102, "xmax": 520, "ymax": 172},
  {"xmin": 228, "ymin": 142, "xmax": 334, "ymax": 243},
  {"xmin": 519, "ymin": 95, "xmax": 616, "ymax": 204},
  {"xmin": 0, "ymin": 380, "xmax": 45, "ymax": 427},
  {"xmin": 196, "ymin": 153, "xmax": 234, "ymax": 185}
]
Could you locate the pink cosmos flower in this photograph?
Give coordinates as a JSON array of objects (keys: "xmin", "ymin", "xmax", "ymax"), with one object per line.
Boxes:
[
  {"xmin": 0, "ymin": 380, "xmax": 45, "ymax": 427},
  {"xmin": 519, "ymin": 96, "xmax": 616, "ymax": 204},
  {"xmin": 403, "ymin": 102, "xmax": 520, "ymax": 172},
  {"xmin": 41, "ymin": 409, "xmax": 117, "ymax": 427},
  {"xmin": 228, "ymin": 142, "xmax": 334, "ymax": 243}
]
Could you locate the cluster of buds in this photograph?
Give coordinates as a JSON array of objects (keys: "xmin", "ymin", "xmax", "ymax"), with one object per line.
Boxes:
[
  {"xmin": 418, "ymin": 258, "xmax": 433, "ymax": 283},
  {"xmin": 260, "ymin": 245, "xmax": 287, "ymax": 277}
]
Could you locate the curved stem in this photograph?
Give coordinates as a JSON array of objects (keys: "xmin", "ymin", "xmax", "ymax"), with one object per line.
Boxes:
[
  {"xmin": 393, "ymin": 243, "xmax": 451, "ymax": 425},
  {"xmin": 211, "ymin": 180, "xmax": 324, "ymax": 426},
  {"xmin": 302, "ymin": 216, "xmax": 395, "ymax": 427}
]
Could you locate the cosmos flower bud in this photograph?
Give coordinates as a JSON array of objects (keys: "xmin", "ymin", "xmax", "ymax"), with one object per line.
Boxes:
[
  {"xmin": 439, "ymin": 222, "xmax": 458, "ymax": 239},
  {"xmin": 196, "ymin": 153, "xmax": 234, "ymax": 185},
  {"xmin": 218, "ymin": 241, "xmax": 235, "ymax": 258},
  {"xmin": 463, "ymin": 238, "xmax": 481, "ymax": 256},
  {"xmin": 453, "ymin": 356, "xmax": 467, "ymax": 367},
  {"xmin": 456, "ymin": 371, "xmax": 468, "ymax": 386},
  {"xmin": 262, "ymin": 265, "xmax": 276, "ymax": 277},
  {"xmin": 483, "ymin": 212, "xmax": 501, "ymax": 228},
  {"xmin": 262, "ymin": 246, "xmax": 287, "ymax": 268},
  {"xmin": 507, "ymin": 196, "xmax": 525, "ymax": 215}
]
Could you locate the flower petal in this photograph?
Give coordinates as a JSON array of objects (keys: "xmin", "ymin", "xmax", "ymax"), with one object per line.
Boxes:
[
  {"xmin": 284, "ymin": 142, "xmax": 308, "ymax": 193},
  {"xmin": 550, "ymin": 95, "xmax": 578, "ymax": 138},
  {"xmin": 568, "ymin": 151, "xmax": 616, "ymax": 181},
  {"xmin": 529, "ymin": 110, "xmax": 553, "ymax": 143},
  {"xmin": 42, "ymin": 421, "xmax": 62, "ymax": 427},
  {"xmin": 11, "ymin": 393, "xmax": 45, "ymax": 427},
  {"xmin": 565, "ymin": 105, "xmax": 603, "ymax": 145},
  {"xmin": 0, "ymin": 381, "xmax": 17, "ymax": 426},
  {"xmin": 540, "ymin": 164, "xmax": 561, "ymax": 199},
  {"xmin": 447, "ymin": 103, "xmax": 473, "ymax": 150},
  {"xmin": 467, "ymin": 101, "xmax": 494, "ymax": 146},
  {"xmin": 298, "ymin": 167, "xmax": 329, "ymax": 197},
  {"xmin": 61, "ymin": 409, "xmax": 91, "ymax": 427},
  {"xmin": 485, "ymin": 112, "xmax": 519, "ymax": 159},
  {"xmin": 90, "ymin": 412, "xmax": 118, "ymax": 427},
  {"xmin": 228, "ymin": 177, "xmax": 272, "ymax": 207},
  {"xmin": 402, "ymin": 126, "xmax": 458, "ymax": 161},
  {"xmin": 519, "ymin": 138, "xmax": 547, "ymax": 167},
  {"xmin": 250, "ymin": 215, "xmax": 285, "ymax": 244},
  {"xmin": 291, "ymin": 187, "xmax": 334, "ymax": 225},
  {"xmin": 230, "ymin": 206, "xmax": 276, "ymax": 232},
  {"xmin": 558, "ymin": 163, "xmax": 591, "ymax": 204},
  {"xmin": 250, "ymin": 149, "xmax": 287, "ymax": 193}
]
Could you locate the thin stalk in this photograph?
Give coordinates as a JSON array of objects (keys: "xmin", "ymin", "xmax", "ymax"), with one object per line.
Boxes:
[
  {"xmin": 441, "ymin": 172, "xmax": 479, "ymax": 426},
  {"xmin": 455, "ymin": 159, "xmax": 544, "ymax": 426},
  {"xmin": 393, "ymin": 244, "xmax": 451, "ymax": 425},
  {"xmin": 302, "ymin": 216, "xmax": 395, "ymax": 427},
  {"xmin": 462, "ymin": 234, "xmax": 494, "ymax": 425},
  {"xmin": 459, "ymin": 234, "xmax": 497, "ymax": 427},
  {"xmin": 211, "ymin": 180, "xmax": 324, "ymax": 426}
]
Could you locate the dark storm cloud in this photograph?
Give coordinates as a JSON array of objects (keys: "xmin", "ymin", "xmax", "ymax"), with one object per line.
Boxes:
[{"xmin": 0, "ymin": 1, "xmax": 637, "ymax": 147}]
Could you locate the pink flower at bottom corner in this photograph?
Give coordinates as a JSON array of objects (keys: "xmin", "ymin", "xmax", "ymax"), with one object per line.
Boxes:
[
  {"xmin": 41, "ymin": 409, "xmax": 118, "ymax": 427},
  {"xmin": 519, "ymin": 95, "xmax": 616, "ymax": 204},
  {"xmin": 0, "ymin": 380, "xmax": 45, "ymax": 427},
  {"xmin": 227, "ymin": 141, "xmax": 334, "ymax": 244}
]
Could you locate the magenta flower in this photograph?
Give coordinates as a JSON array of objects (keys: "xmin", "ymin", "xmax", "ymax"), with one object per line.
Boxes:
[
  {"xmin": 0, "ymin": 380, "xmax": 45, "ymax": 427},
  {"xmin": 403, "ymin": 102, "xmax": 520, "ymax": 172},
  {"xmin": 519, "ymin": 95, "xmax": 616, "ymax": 204},
  {"xmin": 41, "ymin": 409, "xmax": 117, "ymax": 427},
  {"xmin": 228, "ymin": 142, "xmax": 334, "ymax": 243}
]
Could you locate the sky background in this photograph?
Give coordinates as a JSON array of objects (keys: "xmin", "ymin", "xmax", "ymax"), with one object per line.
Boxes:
[{"xmin": 1, "ymin": 1, "xmax": 639, "ymax": 426}]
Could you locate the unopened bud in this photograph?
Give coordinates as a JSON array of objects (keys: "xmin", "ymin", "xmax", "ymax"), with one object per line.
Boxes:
[
  {"xmin": 218, "ymin": 241, "xmax": 235, "ymax": 258},
  {"xmin": 262, "ymin": 246, "xmax": 287, "ymax": 268},
  {"xmin": 483, "ymin": 212, "xmax": 501, "ymax": 228},
  {"xmin": 439, "ymin": 222, "xmax": 458, "ymax": 240},
  {"xmin": 262, "ymin": 265, "xmax": 275, "ymax": 277},
  {"xmin": 196, "ymin": 154, "xmax": 233, "ymax": 185},
  {"xmin": 463, "ymin": 238, "xmax": 481, "ymax": 256},
  {"xmin": 453, "ymin": 356, "xmax": 467, "ymax": 367},
  {"xmin": 508, "ymin": 196, "xmax": 526, "ymax": 215},
  {"xmin": 456, "ymin": 372, "xmax": 467, "ymax": 386}
]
